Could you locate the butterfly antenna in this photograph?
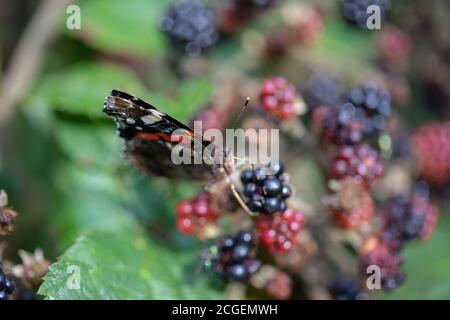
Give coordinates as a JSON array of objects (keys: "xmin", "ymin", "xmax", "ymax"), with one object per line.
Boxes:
[
  {"xmin": 228, "ymin": 177, "xmax": 256, "ymax": 217},
  {"xmin": 231, "ymin": 97, "xmax": 250, "ymax": 130}
]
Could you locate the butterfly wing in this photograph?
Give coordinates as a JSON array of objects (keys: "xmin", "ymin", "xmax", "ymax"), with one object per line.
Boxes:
[{"xmin": 103, "ymin": 89, "xmax": 223, "ymax": 180}]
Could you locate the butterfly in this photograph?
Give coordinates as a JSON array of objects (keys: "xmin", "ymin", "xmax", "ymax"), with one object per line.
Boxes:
[{"xmin": 103, "ymin": 89, "xmax": 233, "ymax": 181}]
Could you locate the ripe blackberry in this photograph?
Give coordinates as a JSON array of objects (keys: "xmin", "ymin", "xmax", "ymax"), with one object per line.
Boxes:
[
  {"xmin": 330, "ymin": 178, "xmax": 374, "ymax": 229},
  {"xmin": 360, "ymin": 238, "xmax": 405, "ymax": 291},
  {"xmin": 260, "ymin": 77, "xmax": 303, "ymax": 120},
  {"xmin": 316, "ymin": 104, "xmax": 364, "ymax": 146},
  {"xmin": 381, "ymin": 185, "xmax": 439, "ymax": 249},
  {"xmin": 203, "ymin": 231, "xmax": 261, "ymax": 282},
  {"xmin": 240, "ymin": 163, "xmax": 292, "ymax": 215},
  {"xmin": 256, "ymin": 208, "xmax": 305, "ymax": 254},
  {"xmin": 302, "ymin": 73, "xmax": 344, "ymax": 110},
  {"xmin": 160, "ymin": 0, "xmax": 218, "ymax": 56},
  {"xmin": 329, "ymin": 144, "xmax": 384, "ymax": 188},
  {"xmin": 412, "ymin": 122, "xmax": 450, "ymax": 186},
  {"xmin": 347, "ymin": 83, "xmax": 392, "ymax": 138},
  {"xmin": 176, "ymin": 192, "xmax": 219, "ymax": 235},
  {"xmin": 341, "ymin": 0, "xmax": 391, "ymax": 29},
  {"xmin": 329, "ymin": 276, "xmax": 362, "ymax": 300},
  {"xmin": 0, "ymin": 264, "xmax": 15, "ymax": 300}
]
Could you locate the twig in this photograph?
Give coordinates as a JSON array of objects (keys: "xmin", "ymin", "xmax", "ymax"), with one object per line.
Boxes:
[{"xmin": 0, "ymin": 0, "xmax": 72, "ymax": 126}]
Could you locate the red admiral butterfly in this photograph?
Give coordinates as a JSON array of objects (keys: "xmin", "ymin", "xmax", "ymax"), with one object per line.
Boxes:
[
  {"xmin": 103, "ymin": 89, "xmax": 233, "ymax": 181},
  {"xmin": 103, "ymin": 89, "xmax": 257, "ymax": 214}
]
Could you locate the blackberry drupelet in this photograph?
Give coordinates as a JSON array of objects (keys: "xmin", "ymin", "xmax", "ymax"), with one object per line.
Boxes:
[
  {"xmin": 204, "ymin": 231, "xmax": 261, "ymax": 282},
  {"xmin": 240, "ymin": 162, "xmax": 292, "ymax": 215},
  {"xmin": 160, "ymin": 0, "xmax": 218, "ymax": 56},
  {"xmin": 347, "ymin": 83, "xmax": 392, "ymax": 138},
  {"xmin": 0, "ymin": 264, "xmax": 15, "ymax": 300},
  {"xmin": 341, "ymin": 0, "xmax": 391, "ymax": 29},
  {"xmin": 302, "ymin": 72, "xmax": 344, "ymax": 110}
]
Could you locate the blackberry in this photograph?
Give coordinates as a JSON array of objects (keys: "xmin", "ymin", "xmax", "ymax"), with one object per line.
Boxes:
[
  {"xmin": 316, "ymin": 104, "xmax": 364, "ymax": 146},
  {"xmin": 341, "ymin": 0, "xmax": 391, "ymax": 29},
  {"xmin": 347, "ymin": 83, "xmax": 392, "ymax": 138},
  {"xmin": 203, "ymin": 231, "xmax": 261, "ymax": 282},
  {"xmin": 360, "ymin": 238, "xmax": 405, "ymax": 292},
  {"xmin": 302, "ymin": 72, "xmax": 344, "ymax": 110},
  {"xmin": 240, "ymin": 163, "xmax": 292, "ymax": 215},
  {"xmin": 329, "ymin": 276, "xmax": 362, "ymax": 300},
  {"xmin": 330, "ymin": 143, "xmax": 383, "ymax": 188},
  {"xmin": 331, "ymin": 178, "xmax": 374, "ymax": 229},
  {"xmin": 381, "ymin": 184, "xmax": 439, "ymax": 249},
  {"xmin": 260, "ymin": 76, "xmax": 303, "ymax": 120},
  {"xmin": 256, "ymin": 208, "xmax": 305, "ymax": 254},
  {"xmin": 412, "ymin": 122, "xmax": 450, "ymax": 186},
  {"xmin": 266, "ymin": 271, "xmax": 293, "ymax": 300},
  {"xmin": 176, "ymin": 192, "xmax": 219, "ymax": 235},
  {"xmin": 0, "ymin": 264, "xmax": 15, "ymax": 300},
  {"xmin": 160, "ymin": 0, "xmax": 218, "ymax": 56}
]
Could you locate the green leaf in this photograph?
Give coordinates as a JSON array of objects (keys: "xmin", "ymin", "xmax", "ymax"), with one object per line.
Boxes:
[
  {"xmin": 69, "ymin": 0, "xmax": 167, "ymax": 57},
  {"xmin": 29, "ymin": 62, "xmax": 146, "ymax": 118},
  {"xmin": 39, "ymin": 229, "xmax": 223, "ymax": 299}
]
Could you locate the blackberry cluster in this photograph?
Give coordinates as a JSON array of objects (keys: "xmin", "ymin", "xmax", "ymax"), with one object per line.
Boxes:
[
  {"xmin": 329, "ymin": 143, "xmax": 384, "ymax": 188},
  {"xmin": 160, "ymin": 0, "xmax": 218, "ymax": 56},
  {"xmin": 412, "ymin": 122, "xmax": 450, "ymax": 186},
  {"xmin": 360, "ymin": 239, "xmax": 405, "ymax": 291},
  {"xmin": 341, "ymin": 0, "xmax": 391, "ymax": 29},
  {"xmin": 260, "ymin": 77, "xmax": 301, "ymax": 120},
  {"xmin": 302, "ymin": 73, "xmax": 344, "ymax": 110},
  {"xmin": 329, "ymin": 276, "xmax": 362, "ymax": 300},
  {"xmin": 0, "ymin": 264, "xmax": 15, "ymax": 300},
  {"xmin": 381, "ymin": 184, "xmax": 439, "ymax": 250},
  {"xmin": 240, "ymin": 162, "xmax": 292, "ymax": 214},
  {"xmin": 206, "ymin": 231, "xmax": 261, "ymax": 282},
  {"xmin": 316, "ymin": 104, "xmax": 364, "ymax": 146},
  {"xmin": 256, "ymin": 208, "xmax": 305, "ymax": 253},
  {"xmin": 176, "ymin": 192, "xmax": 219, "ymax": 235},
  {"xmin": 347, "ymin": 83, "xmax": 392, "ymax": 138}
]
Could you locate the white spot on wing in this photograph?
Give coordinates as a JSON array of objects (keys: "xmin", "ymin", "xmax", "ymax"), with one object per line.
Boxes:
[
  {"xmin": 126, "ymin": 118, "xmax": 136, "ymax": 124},
  {"xmin": 141, "ymin": 113, "xmax": 162, "ymax": 125}
]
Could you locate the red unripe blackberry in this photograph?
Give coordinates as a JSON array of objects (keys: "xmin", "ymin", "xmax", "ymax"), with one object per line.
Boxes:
[
  {"xmin": 260, "ymin": 77, "xmax": 302, "ymax": 120},
  {"xmin": 412, "ymin": 122, "xmax": 450, "ymax": 186},
  {"xmin": 360, "ymin": 238, "xmax": 405, "ymax": 292},
  {"xmin": 176, "ymin": 192, "xmax": 219, "ymax": 235},
  {"xmin": 376, "ymin": 26, "xmax": 412, "ymax": 64},
  {"xmin": 256, "ymin": 208, "xmax": 305, "ymax": 254},
  {"xmin": 266, "ymin": 271, "xmax": 293, "ymax": 300},
  {"xmin": 330, "ymin": 143, "xmax": 383, "ymax": 188},
  {"xmin": 331, "ymin": 178, "xmax": 374, "ymax": 229}
]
